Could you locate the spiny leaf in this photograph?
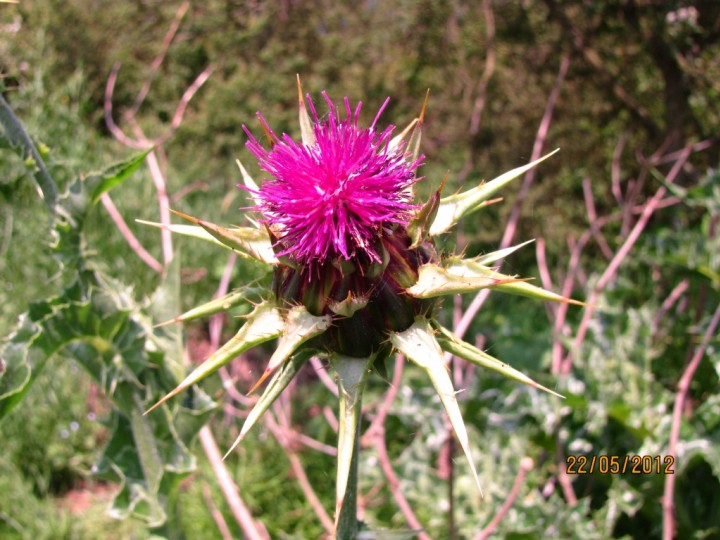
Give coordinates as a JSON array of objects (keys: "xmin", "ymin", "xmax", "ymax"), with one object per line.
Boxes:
[
  {"xmin": 408, "ymin": 171, "xmax": 447, "ymax": 248},
  {"xmin": 138, "ymin": 212, "xmax": 278, "ymax": 264},
  {"xmin": 236, "ymin": 159, "xmax": 262, "ymax": 210},
  {"xmin": 430, "ymin": 150, "xmax": 559, "ymax": 236},
  {"xmin": 444, "ymin": 258, "xmax": 587, "ymax": 305},
  {"xmin": 248, "ymin": 306, "xmax": 332, "ymax": 394},
  {"xmin": 297, "ymin": 74, "xmax": 317, "ymax": 147},
  {"xmin": 389, "ymin": 90, "xmax": 428, "ymax": 165},
  {"xmin": 87, "ymin": 148, "xmax": 151, "ymax": 204},
  {"xmin": 154, "ymin": 285, "xmax": 263, "ymax": 328},
  {"xmin": 435, "ymin": 323, "xmax": 564, "ymax": 398},
  {"xmin": 146, "ymin": 301, "xmax": 285, "ymax": 414},
  {"xmin": 406, "ymin": 262, "xmax": 528, "ymax": 298},
  {"xmin": 473, "ymin": 239, "xmax": 535, "ymax": 266},
  {"xmin": 224, "ymin": 350, "xmax": 313, "ymax": 459},
  {"xmin": 390, "ymin": 318, "xmax": 483, "ymax": 497}
]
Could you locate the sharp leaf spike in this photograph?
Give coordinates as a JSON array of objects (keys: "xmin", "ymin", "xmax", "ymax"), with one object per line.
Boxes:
[
  {"xmin": 430, "ymin": 149, "xmax": 559, "ymax": 236},
  {"xmin": 224, "ymin": 351, "xmax": 313, "ymax": 459},
  {"xmin": 248, "ymin": 306, "xmax": 331, "ymax": 395},
  {"xmin": 297, "ymin": 74, "xmax": 317, "ymax": 147},
  {"xmin": 435, "ymin": 323, "xmax": 564, "ymax": 398},
  {"xmin": 390, "ymin": 318, "xmax": 483, "ymax": 497},
  {"xmin": 145, "ymin": 302, "xmax": 284, "ymax": 414}
]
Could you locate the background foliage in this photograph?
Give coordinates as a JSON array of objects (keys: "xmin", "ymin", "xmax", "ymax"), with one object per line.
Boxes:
[{"xmin": 1, "ymin": 1, "xmax": 718, "ymax": 538}]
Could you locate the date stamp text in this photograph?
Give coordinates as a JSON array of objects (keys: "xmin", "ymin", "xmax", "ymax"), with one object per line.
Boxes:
[{"xmin": 566, "ymin": 455, "xmax": 675, "ymax": 475}]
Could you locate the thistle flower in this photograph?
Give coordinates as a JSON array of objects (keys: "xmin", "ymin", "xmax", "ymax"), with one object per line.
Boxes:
[{"xmin": 145, "ymin": 77, "xmax": 583, "ymax": 536}]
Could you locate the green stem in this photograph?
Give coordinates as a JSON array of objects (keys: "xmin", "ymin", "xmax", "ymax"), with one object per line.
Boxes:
[
  {"xmin": 332, "ymin": 354, "xmax": 374, "ymax": 540},
  {"xmin": 336, "ymin": 400, "xmax": 361, "ymax": 539},
  {"xmin": 0, "ymin": 92, "xmax": 58, "ymax": 211}
]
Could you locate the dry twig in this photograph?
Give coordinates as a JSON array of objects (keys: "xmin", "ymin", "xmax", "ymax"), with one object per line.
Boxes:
[{"xmin": 662, "ymin": 303, "xmax": 720, "ymax": 540}]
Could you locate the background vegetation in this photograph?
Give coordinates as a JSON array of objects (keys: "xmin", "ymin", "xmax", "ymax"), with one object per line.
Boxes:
[{"xmin": 1, "ymin": 1, "xmax": 718, "ymax": 538}]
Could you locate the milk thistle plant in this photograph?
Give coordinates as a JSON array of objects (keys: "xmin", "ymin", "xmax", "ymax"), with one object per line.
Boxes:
[{"xmin": 145, "ymin": 77, "xmax": 580, "ymax": 537}]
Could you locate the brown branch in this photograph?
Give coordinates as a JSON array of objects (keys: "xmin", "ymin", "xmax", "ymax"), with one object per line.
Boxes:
[
  {"xmin": 536, "ymin": 238, "xmax": 559, "ymax": 323},
  {"xmin": 554, "ymin": 232, "xmax": 591, "ymax": 375},
  {"xmin": 104, "ymin": 62, "xmax": 148, "ymax": 150},
  {"xmin": 458, "ymin": 0, "xmax": 496, "ymax": 183},
  {"xmin": 469, "ymin": 0, "xmax": 495, "ymax": 136},
  {"xmin": 555, "ymin": 440, "xmax": 578, "ymax": 507},
  {"xmin": 310, "ymin": 356, "xmax": 340, "ymax": 397},
  {"xmin": 662, "ymin": 303, "xmax": 720, "ymax": 540},
  {"xmin": 198, "ymin": 426, "xmax": 269, "ymax": 540},
  {"xmin": 499, "ymin": 52, "xmax": 571, "ymax": 250},
  {"xmin": 374, "ymin": 431, "xmax": 432, "ymax": 540},
  {"xmin": 127, "ymin": 1, "xmax": 190, "ymax": 119},
  {"xmin": 155, "ymin": 65, "xmax": 214, "ymax": 147},
  {"xmin": 582, "ymin": 177, "xmax": 614, "ymax": 260},
  {"xmin": 202, "ymin": 481, "xmax": 234, "ymax": 540},
  {"xmin": 474, "ymin": 457, "xmax": 535, "ymax": 540},
  {"xmin": 100, "ymin": 193, "xmax": 163, "ymax": 272},
  {"xmin": 362, "ymin": 355, "xmax": 430, "ymax": 539},
  {"xmin": 567, "ymin": 145, "xmax": 693, "ymax": 361},
  {"xmin": 651, "ymin": 279, "xmax": 690, "ymax": 338},
  {"xmin": 264, "ymin": 411, "xmax": 334, "ymax": 534},
  {"xmin": 454, "ymin": 53, "xmax": 570, "ymax": 341},
  {"xmin": 611, "ymin": 131, "xmax": 629, "ymax": 206}
]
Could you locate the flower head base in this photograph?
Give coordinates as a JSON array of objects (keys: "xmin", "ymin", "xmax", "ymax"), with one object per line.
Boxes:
[{"xmin": 244, "ymin": 92, "xmax": 421, "ymax": 269}]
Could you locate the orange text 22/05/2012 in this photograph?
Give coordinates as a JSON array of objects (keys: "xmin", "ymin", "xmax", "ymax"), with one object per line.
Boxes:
[{"xmin": 566, "ymin": 455, "xmax": 675, "ymax": 475}]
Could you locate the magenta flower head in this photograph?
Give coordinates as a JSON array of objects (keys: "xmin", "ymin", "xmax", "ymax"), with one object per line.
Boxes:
[
  {"xmin": 241, "ymin": 89, "xmax": 437, "ymax": 360},
  {"xmin": 243, "ymin": 92, "xmax": 421, "ymax": 269},
  {"xmin": 147, "ymin": 77, "xmax": 581, "ymax": 536}
]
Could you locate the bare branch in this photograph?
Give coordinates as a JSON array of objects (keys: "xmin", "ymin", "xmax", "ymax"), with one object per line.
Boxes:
[
  {"xmin": 474, "ymin": 457, "xmax": 535, "ymax": 540},
  {"xmin": 127, "ymin": 1, "xmax": 191, "ymax": 119},
  {"xmin": 104, "ymin": 62, "xmax": 148, "ymax": 150},
  {"xmin": 100, "ymin": 193, "xmax": 163, "ymax": 273},
  {"xmin": 611, "ymin": 131, "xmax": 629, "ymax": 206},
  {"xmin": 582, "ymin": 177, "xmax": 614, "ymax": 260},
  {"xmin": 662, "ymin": 304, "xmax": 720, "ymax": 540},
  {"xmin": 202, "ymin": 481, "xmax": 235, "ymax": 540},
  {"xmin": 264, "ymin": 412, "xmax": 335, "ymax": 534},
  {"xmin": 199, "ymin": 426, "xmax": 269, "ymax": 540},
  {"xmin": 310, "ymin": 356, "xmax": 340, "ymax": 397},
  {"xmin": 568, "ymin": 145, "xmax": 693, "ymax": 359},
  {"xmin": 651, "ymin": 279, "xmax": 690, "ymax": 338},
  {"xmin": 556, "ymin": 441, "xmax": 578, "ymax": 507},
  {"xmin": 454, "ymin": 53, "xmax": 570, "ymax": 341}
]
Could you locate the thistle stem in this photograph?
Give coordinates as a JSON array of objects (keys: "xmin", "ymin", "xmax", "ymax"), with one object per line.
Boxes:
[
  {"xmin": 0, "ymin": 92, "xmax": 58, "ymax": 212},
  {"xmin": 332, "ymin": 354, "xmax": 374, "ymax": 540},
  {"xmin": 335, "ymin": 406, "xmax": 361, "ymax": 539}
]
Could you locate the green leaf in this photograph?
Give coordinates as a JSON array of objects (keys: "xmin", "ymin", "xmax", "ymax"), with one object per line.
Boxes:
[
  {"xmin": 408, "ymin": 172, "xmax": 446, "ymax": 248},
  {"xmin": 297, "ymin": 75, "xmax": 317, "ymax": 147},
  {"xmin": 248, "ymin": 305, "xmax": 332, "ymax": 393},
  {"xmin": 154, "ymin": 284, "xmax": 263, "ymax": 328},
  {"xmin": 87, "ymin": 148, "xmax": 151, "ymax": 204},
  {"xmin": 236, "ymin": 159, "xmax": 262, "ymax": 209},
  {"xmin": 434, "ymin": 323, "xmax": 564, "ymax": 398},
  {"xmin": 139, "ymin": 211, "xmax": 278, "ymax": 264},
  {"xmin": 430, "ymin": 150, "xmax": 559, "ymax": 236},
  {"xmin": 390, "ymin": 317, "xmax": 483, "ymax": 497},
  {"xmin": 443, "ymin": 258, "xmax": 587, "ymax": 305},
  {"xmin": 473, "ymin": 239, "xmax": 535, "ymax": 266},
  {"xmin": 146, "ymin": 301, "xmax": 285, "ymax": 414},
  {"xmin": 406, "ymin": 262, "xmax": 527, "ymax": 298},
  {"xmin": 0, "ymin": 278, "xmax": 214, "ymax": 527},
  {"xmin": 224, "ymin": 349, "xmax": 313, "ymax": 458},
  {"xmin": 389, "ymin": 90, "xmax": 428, "ymax": 165}
]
